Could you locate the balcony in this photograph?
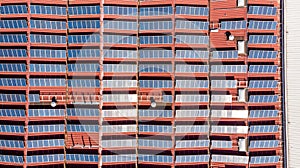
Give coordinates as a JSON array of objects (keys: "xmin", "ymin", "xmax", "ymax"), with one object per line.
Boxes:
[
  {"xmin": 211, "ymin": 155, "xmax": 249, "ymax": 167},
  {"xmin": 175, "ymin": 95, "xmax": 209, "ymax": 106},
  {"xmin": 0, "ymin": 125, "xmax": 24, "ymax": 136},
  {"xmin": 66, "ymin": 154, "xmax": 98, "ymax": 164},
  {"xmin": 27, "ymin": 139, "xmax": 64, "ymax": 151},
  {"xmin": 211, "ymin": 110, "xmax": 248, "ymax": 121},
  {"xmin": 28, "ymin": 124, "xmax": 64, "ymax": 136},
  {"xmin": 0, "ymin": 34, "xmax": 27, "ymax": 47},
  {"xmin": 139, "ymin": 125, "xmax": 172, "ymax": 136},
  {"xmin": 175, "ymin": 6, "xmax": 209, "ymax": 20},
  {"xmin": 139, "ymin": 110, "xmax": 173, "ymax": 121},
  {"xmin": 102, "ymin": 125, "xmax": 136, "ymax": 135},
  {"xmin": 102, "ymin": 109, "xmax": 137, "ymax": 121},
  {"xmin": 175, "ymin": 80, "xmax": 209, "ymax": 91},
  {"xmin": 175, "ymin": 65, "xmax": 209, "ymax": 77},
  {"xmin": 103, "ymin": 6, "xmax": 137, "ymax": 20},
  {"xmin": 102, "ymin": 139, "xmax": 136, "ymax": 150},
  {"xmin": 0, "ymin": 78, "xmax": 27, "ymax": 91},
  {"xmin": 0, "ymin": 49, "xmax": 27, "ymax": 61},
  {"xmin": 175, "ymin": 50, "xmax": 209, "ymax": 63},
  {"xmin": 175, "ymin": 110, "xmax": 209, "ymax": 121},
  {"xmin": 0, "ymin": 5, "xmax": 28, "ymax": 19},
  {"xmin": 211, "ymin": 126, "xmax": 248, "ymax": 136},
  {"xmin": 0, "ymin": 155, "xmax": 23, "ymax": 166},
  {"xmin": 175, "ymin": 140, "xmax": 209, "ymax": 150},
  {"xmin": 27, "ymin": 154, "xmax": 64, "ymax": 166},
  {"xmin": 102, "ymin": 154, "xmax": 136, "ymax": 165},
  {"xmin": 139, "ymin": 6, "xmax": 173, "ymax": 20},
  {"xmin": 138, "ymin": 139, "xmax": 172, "ymax": 150},
  {"xmin": 68, "ymin": 5, "xmax": 100, "ymax": 19},
  {"xmin": 175, "ymin": 155, "xmax": 209, "ymax": 166},
  {"xmin": 0, "ymin": 139, "xmax": 24, "ymax": 151},
  {"xmin": 175, "ymin": 125, "xmax": 209, "ymax": 136}
]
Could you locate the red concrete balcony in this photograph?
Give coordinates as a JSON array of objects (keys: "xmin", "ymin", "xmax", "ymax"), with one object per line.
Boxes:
[
  {"xmin": 69, "ymin": 0, "xmax": 101, "ymax": 5},
  {"xmin": 210, "ymin": 8, "xmax": 247, "ymax": 22},
  {"xmin": 176, "ymin": 0, "xmax": 208, "ymax": 6},
  {"xmin": 105, "ymin": 0, "xmax": 137, "ymax": 6},
  {"xmin": 0, "ymin": 86, "xmax": 27, "ymax": 91},
  {"xmin": 247, "ymin": 0, "xmax": 279, "ymax": 6},
  {"xmin": 104, "ymin": 29, "xmax": 137, "ymax": 35},
  {"xmin": 30, "ymin": 14, "xmax": 67, "ymax": 20},
  {"xmin": 30, "ymin": 29, "xmax": 66, "ymax": 35},
  {"xmin": 0, "ymin": 28, "xmax": 27, "ymax": 33},
  {"xmin": 140, "ymin": 0, "xmax": 172, "ymax": 6},
  {"xmin": 210, "ymin": 0, "xmax": 237, "ymax": 9},
  {"xmin": 0, "ymin": 42, "xmax": 28, "ymax": 47},
  {"xmin": 30, "ymin": 0, "xmax": 67, "ymax": 5}
]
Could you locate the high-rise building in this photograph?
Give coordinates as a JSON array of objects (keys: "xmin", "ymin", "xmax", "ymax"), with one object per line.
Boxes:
[{"xmin": 0, "ymin": 0, "xmax": 285, "ymax": 168}]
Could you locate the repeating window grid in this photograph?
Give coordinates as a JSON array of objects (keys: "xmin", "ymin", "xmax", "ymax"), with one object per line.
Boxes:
[
  {"xmin": 68, "ymin": 64, "xmax": 100, "ymax": 72},
  {"xmin": 102, "ymin": 139, "xmax": 136, "ymax": 148},
  {"xmin": 0, "ymin": 125, "xmax": 24, "ymax": 133},
  {"xmin": 211, "ymin": 80, "xmax": 237, "ymax": 88},
  {"xmin": 249, "ymin": 80, "xmax": 278, "ymax": 88},
  {"xmin": 249, "ymin": 110, "xmax": 279, "ymax": 118},
  {"xmin": 249, "ymin": 50, "xmax": 278, "ymax": 59},
  {"xmin": 175, "ymin": 65, "xmax": 209, "ymax": 73},
  {"xmin": 0, "ymin": 34, "xmax": 27, "ymax": 43},
  {"xmin": 103, "ymin": 80, "xmax": 137, "ymax": 88},
  {"xmin": 0, "ymin": 49, "xmax": 27, "ymax": 57},
  {"xmin": 103, "ymin": 109, "xmax": 137, "ymax": 117},
  {"xmin": 140, "ymin": 21, "xmax": 172, "ymax": 30},
  {"xmin": 140, "ymin": 80, "xmax": 172, "ymax": 88},
  {"xmin": 24, "ymin": 94, "xmax": 37, "ymax": 103},
  {"xmin": 250, "ymin": 156, "xmax": 280, "ymax": 164},
  {"xmin": 102, "ymin": 94, "xmax": 137, "ymax": 102},
  {"xmin": 140, "ymin": 50, "xmax": 172, "ymax": 59},
  {"xmin": 103, "ymin": 64, "xmax": 137, "ymax": 72},
  {"xmin": 140, "ymin": 35, "xmax": 172, "ymax": 44},
  {"xmin": 67, "ymin": 108, "xmax": 99, "ymax": 117},
  {"xmin": 30, "ymin": 5, "xmax": 66, "ymax": 15},
  {"xmin": 249, "ymin": 140, "xmax": 279, "ymax": 148},
  {"xmin": 176, "ymin": 35, "xmax": 209, "ymax": 44},
  {"xmin": 0, "ymin": 109, "xmax": 25, "ymax": 117},
  {"xmin": 104, "ymin": 6, "xmax": 137, "ymax": 16},
  {"xmin": 211, "ymin": 126, "xmax": 248, "ymax": 134},
  {"xmin": 30, "ymin": 34, "xmax": 66, "ymax": 44},
  {"xmin": 175, "ymin": 155, "xmax": 210, "ymax": 163},
  {"xmin": 139, "ymin": 125, "xmax": 172, "ymax": 133},
  {"xmin": 68, "ymin": 34, "xmax": 100, "ymax": 44},
  {"xmin": 30, "ymin": 64, "xmax": 66, "ymax": 72},
  {"xmin": 104, "ymin": 50, "xmax": 137, "ymax": 59},
  {"xmin": 31, "ymin": 49, "xmax": 66, "ymax": 58},
  {"xmin": 175, "ymin": 140, "xmax": 210, "ymax": 148},
  {"xmin": 175, "ymin": 95, "xmax": 209, "ymax": 102},
  {"xmin": 102, "ymin": 125, "xmax": 136, "ymax": 133},
  {"xmin": 0, "ymin": 78, "xmax": 26, "ymax": 86},
  {"xmin": 163, "ymin": 95, "xmax": 173, "ymax": 103},
  {"xmin": 68, "ymin": 79, "xmax": 100, "ymax": 88},
  {"xmin": 68, "ymin": 49, "xmax": 100, "ymax": 58},
  {"xmin": 211, "ymin": 95, "xmax": 232, "ymax": 103},
  {"xmin": 249, "ymin": 95, "xmax": 278, "ymax": 102},
  {"xmin": 28, "ymin": 125, "xmax": 64, "ymax": 133},
  {"xmin": 0, "ymin": 64, "xmax": 26, "ymax": 72},
  {"xmin": 27, "ymin": 139, "xmax": 64, "ymax": 148},
  {"xmin": 248, "ymin": 35, "xmax": 277, "ymax": 44},
  {"xmin": 104, "ymin": 20, "xmax": 137, "ymax": 30},
  {"xmin": 176, "ymin": 6, "xmax": 209, "ymax": 16},
  {"xmin": 175, "ymin": 125, "xmax": 209, "ymax": 133},
  {"xmin": 211, "ymin": 65, "xmax": 248, "ymax": 73},
  {"xmin": 0, "ymin": 140, "xmax": 24, "ymax": 148},
  {"xmin": 140, "ymin": 6, "xmax": 173, "ymax": 16},
  {"xmin": 0, "ymin": 20, "xmax": 27, "ymax": 29},
  {"xmin": 138, "ymin": 139, "xmax": 172, "ymax": 148},
  {"xmin": 175, "ymin": 80, "xmax": 209, "ymax": 88},
  {"xmin": 67, "ymin": 125, "xmax": 98, "ymax": 133},
  {"xmin": 212, "ymin": 50, "xmax": 238, "ymax": 59},
  {"xmin": 30, "ymin": 20, "xmax": 66, "ymax": 30},
  {"xmin": 139, "ymin": 64, "xmax": 172, "ymax": 73},
  {"xmin": 68, "ymin": 20, "xmax": 100, "ymax": 29},
  {"xmin": 0, "ymin": 155, "xmax": 23, "ymax": 163},
  {"xmin": 220, "ymin": 20, "xmax": 247, "ymax": 30},
  {"xmin": 29, "ymin": 78, "xmax": 65, "ymax": 87},
  {"xmin": 66, "ymin": 154, "xmax": 98, "ymax": 162},
  {"xmin": 175, "ymin": 110, "xmax": 209, "ymax": 118},
  {"xmin": 103, "ymin": 35, "xmax": 137, "ymax": 44},
  {"xmin": 28, "ymin": 109, "xmax": 64, "ymax": 117},
  {"xmin": 211, "ymin": 140, "xmax": 233, "ymax": 148},
  {"xmin": 138, "ymin": 154, "xmax": 172, "ymax": 163},
  {"xmin": 176, "ymin": 50, "xmax": 209, "ymax": 59},
  {"xmin": 0, "ymin": 5, "xmax": 27, "ymax": 14},
  {"xmin": 68, "ymin": 6, "xmax": 100, "ymax": 15},
  {"xmin": 102, "ymin": 154, "xmax": 136, "ymax": 163},
  {"xmin": 27, "ymin": 154, "xmax": 64, "ymax": 163},
  {"xmin": 249, "ymin": 65, "xmax": 278, "ymax": 73},
  {"xmin": 212, "ymin": 155, "xmax": 249, "ymax": 164},
  {"xmin": 0, "ymin": 94, "xmax": 26, "ymax": 102},
  {"xmin": 176, "ymin": 20, "xmax": 209, "ymax": 30},
  {"xmin": 139, "ymin": 110, "xmax": 173, "ymax": 118},
  {"xmin": 248, "ymin": 6, "xmax": 277, "ymax": 15},
  {"xmin": 249, "ymin": 125, "xmax": 279, "ymax": 133},
  {"xmin": 249, "ymin": 20, "xmax": 277, "ymax": 30}
]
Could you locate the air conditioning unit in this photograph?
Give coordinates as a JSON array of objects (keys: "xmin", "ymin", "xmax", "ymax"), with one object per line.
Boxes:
[
  {"xmin": 238, "ymin": 138, "xmax": 248, "ymax": 152},
  {"xmin": 238, "ymin": 88, "xmax": 247, "ymax": 102},
  {"xmin": 238, "ymin": 41, "xmax": 246, "ymax": 54},
  {"xmin": 237, "ymin": 0, "xmax": 246, "ymax": 7}
]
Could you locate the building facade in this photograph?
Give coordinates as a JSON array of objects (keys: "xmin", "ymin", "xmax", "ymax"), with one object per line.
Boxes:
[{"xmin": 0, "ymin": 0, "xmax": 284, "ymax": 168}]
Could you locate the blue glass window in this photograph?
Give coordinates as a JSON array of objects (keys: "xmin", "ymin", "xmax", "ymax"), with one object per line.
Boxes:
[
  {"xmin": 30, "ymin": 5, "xmax": 66, "ymax": 15},
  {"xmin": 68, "ymin": 20, "xmax": 100, "ymax": 29},
  {"xmin": 68, "ymin": 34, "xmax": 100, "ymax": 44},
  {"xmin": 30, "ymin": 20, "xmax": 66, "ymax": 30},
  {"xmin": 248, "ymin": 6, "xmax": 277, "ymax": 15},
  {"xmin": 68, "ymin": 6, "xmax": 100, "ymax": 15},
  {"xmin": 176, "ymin": 35, "xmax": 209, "ymax": 44},
  {"xmin": 30, "ymin": 49, "xmax": 66, "ymax": 58},
  {"xmin": 140, "ymin": 35, "xmax": 172, "ymax": 44},
  {"xmin": 0, "ymin": 34, "xmax": 27, "ymax": 43},
  {"xmin": 176, "ymin": 6, "xmax": 209, "ymax": 16},
  {"xmin": 30, "ymin": 34, "xmax": 66, "ymax": 44},
  {"xmin": 0, "ymin": 49, "xmax": 26, "ymax": 57},
  {"xmin": 0, "ymin": 5, "xmax": 27, "ymax": 14},
  {"xmin": 0, "ymin": 20, "xmax": 27, "ymax": 28},
  {"xmin": 104, "ymin": 6, "xmax": 137, "ymax": 16}
]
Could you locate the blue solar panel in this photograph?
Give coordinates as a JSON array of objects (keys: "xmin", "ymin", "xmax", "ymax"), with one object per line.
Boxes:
[
  {"xmin": 68, "ymin": 64, "xmax": 100, "ymax": 72},
  {"xmin": 220, "ymin": 20, "xmax": 246, "ymax": 30},
  {"xmin": 102, "ymin": 154, "xmax": 136, "ymax": 163},
  {"xmin": 176, "ymin": 20, "xmax": 209, "ymax": 30},
  {"xmin": 249, "ymin": 125, "xmax": 279, "ymax": 133},
  {"xmin": 249, "ymin": 65, "xmax": 278, "ymax": 73},
  {"xmin": 176, "ymin": 155, "xmax": 210, "ymax": 163},
  {"xmin": 68, "ymin": 20, "xmax": 100, "ymax": 29},
  {"xmin": 176, "ymin": 80, "xmax": 209, "ymax": 88},
  {"xmin": 31, "ymin": 34, "xmax": 66, "ymax": 44},
  {"xmin": 249, "ymin": 140, "xmax": 279, "ymax": 148},
  {"xmin": 0, "ymin": 109, "xmax": 25, "ymax": 117},
  {"xmin": 30, "ymin": 20, "xmax": 66, "ymax": 30},
  {"xmin": 140, "ymin": 50, "xmax": 172, "ymax": 59},
  {"xmin": 0, "ymin": 94, "xmax": 26, "ymax": 102},
  {"xmin": 0, "ymin": 155, "xmax": 23, "ymax": 163},
  {"xmin": 104, "ymin": 35, "xmax": 136, "ymax": 44},
  {"xmin": 176, "ymin": 6, "xmax": 209, "ymax": 16},
  {"xmin": 0, "ymin": 78, "xmax": 26, "ymax": 86},
  {"xmin": 69, "ymin": 5, "xmax": 100, "ymax": 15},
  {"xmin": 30, "ymin": 78, "xmax": 65, "ymax": 87},
  {"xmin": 66, "ymin": 154, "xmax": 98, "ymax": 162},
  {"xmin": 249, "ymin": 95, "xmax": 278, "ymax": 102},
  {"xmin": 67, "ymin": 108, "xmax": 99, "ymax": 116},
  {"xmin": 28, "ymin": 125, "xmax": 64, "ymax": 133},
  {"xmin": 249, "ymin": 110, "xmax": 279, "ymax": 118},
  {"xmin": 0, "ymin": 34, "xmax": 27, "ymax": 43},
  {"xmin": 0, "ymin": 49, "xmax": 27, "ymax": 57},
  {"xmin": 212, "ymin": 50, "xmax": 238, "ymax": 59},
  {"xmin": 140, "ymin": 80, "xmax": 172, "ymax": 88},
  {"xmin": 139, "ymin": 64, "xmax": 172, "ymax": 73},
  {"xmin": 176, "ymin": 35, "xmax": 209, "ymax": 44},
  {"xmin": 68, "ymin": 79, "xmax": 100, "ymax": 88},
  {"xmin": 249, "ymin": 20, "xmax": 277, "ymax": 30},
  {"xmin": 69, "ymin": 34, "xmax": 100, "ymax": 44},
  {"xmin": 0, "ymin": 125, "xmax": 24, "ymax": 133},
  {"xmin": 211, "ymin": 65, "xmax": 247, "ymax": 73},
  {"xmin": 249, "ymin": 80, "xmax": 278, "ymax": 88},
  {"xmin": 248, "ymin": 6, "xmax": 277, "ymax": 15},
  {"xmin": 28, "ymin": 109, "xmax": 64, "ymax": 117},
  {"xmin": 0, "ymin": 20, "xmax": 27, "ymax": 29},
  {"xmin": 0, "ymin": 64, "xmax": 26, "ymax": 72},
  {"xmin": 28, "ymin": 139, "xmax": 64, "ymax": 148},
  {"xmin": 139, "ymin": 154, "xmax": 172, "ymax": 163},
  {"xmin": 249, "ymin": 35, "xmax": 277, "ymax": 44},
  {"xmin": 31, "ymin": 5, "xmax": 66, "ymax": 15},
  {"xmin": 27, "ymin": 154, "xmax": 64, "ymax": 163},
  {"xmin": 250, "ymin": 156, "xmax": 280, "ymax": 164},
  {"xmin": 140, "ymin": 6, "xmax": 173, "ymax": 16},
  {"xmin": 176, "ymin": 65, "xmax": 208, "ymax": 73},
  {"xmin": 176, "ymin": 50, "xmax": 209, "ymax": 59},
  {"xmin": 67, "ymin": 125, "xmax": 98, "ymax": 132},
  {"xmin": 0, "ymin": 5, "xmax": 27, "ymax": 14},
  {"xmin": 249, "ymin": 50, "xmax": 278, "ymax": 59},
  {"xmin": 68, "ymin": 49, "xmax": 100, "ymax": 58},
  {"xmin": 0, "ymin": 140, "xmax": 24, "ymax": 148}
]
